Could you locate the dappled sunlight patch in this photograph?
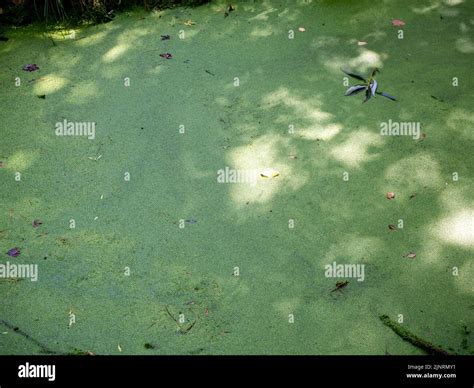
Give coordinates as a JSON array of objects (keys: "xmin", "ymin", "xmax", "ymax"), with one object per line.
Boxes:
[
  {"xmin": 102, "ymin": 44, "xmax": 129, "ymax": 63},
  {"xmin": 298, "ymin": 123, "xmax": 341, "ymax": 141},
  {"xmin": 47, "ymin": 29, "xmax": 79, "ymax": 41},
  {"xmin": 74, "ymin": 30, "xmax": 110, "ymax": 47},
  {"xmin": 248, "ymin": 7, "xmax": 277, "ymax": 21},
  {"xmin": 223, "ymin": 73, "xmax": 250, "ymax": 90},
  {"xmin": 411, "ymin": 2, "xmax": 441, "ymax": 14},
  {"xmin": 453, "ymin": 260, "xmax": 474, "ymax": 295},
  {"xmin": 435, "ymin": 210, "xmax": 474, "ymax": 247},
  {"xmin": 321, "ymin": 235, "xmax": 383, "ymax": 265},
  {"xmin": 330, "ymin": 130, "xmax": 383, "ymax": 168},
  {"xmin": 272, "ymin": 298, "xmax": 301, "ymax": 315},
  {"xmin": 214, "ymin": 96, "xmax": 230, "ymax": 107},
  {"xmin": 440, "ymin": 8, "xmax": 460, "ymax": 16},
  {"xmin": 148, "ymin": 65, "xmax": 164, "ymax": 75},
  {"xmin": 311, "ymin": 35, "xmax": 341, "ymax": 49},
  {"xmin": 426, "ymin": 187, "xmax": 474, "ymax": 250},
  {"xmin": 416, "ymin": 241, "xmax": 444, "ymax": 265},
  {"xmin": 414, "ymin": 0, "xmax": 466, "ymax": 17},
  {"xmin": 263, "ymin": 87, "xmax": 333, "ymax": 124},
  {"xmin": 116, "ymin": 26, "xmax": 150, "ymax": 41},
  {"xmin": 180, "ymin": 29, "xmax": 200, "ymax": 40},
  {"xmin": 445, "ymin": 108, "xmax": 474, "ymax": 139},
  {"xmin": 227, "ymin": 134, "xmax": 307, "ymax": 205},
  {"xmin": 455, "ymin": 37, "xmax": 474, "ymax": 53},
  {"xmin": 47, "ymin": 51, "xmax": 81, "ymax": 69},
  {"xmin": 33, "ymin": 74, "xmax": 68, "ymax": 95},
  {"xmin": 250, "ymin": 25, "xmax": 274, "ymax": 38},
  {"xmin": 384, "ymin": 153, "xmax": 443, "ymax": 191},
  {"xmin": 438, "ymin": 185, "xmax": 473, "ymax": 213},
  {"xmin": 360, "ymin": 31, "xmax": 387, "ymax": 42},
  {"xmin": 349, "ymin": 49, "xmax": 387, "ymax": 73},
  {"xmin": 263, "ymin": 87, "xmax": 342, "ymax": 149},
  {"xmin": 66, "ymin": 81, "xmax": 99, "ymax": 104},
  {"xmin": 324, "ymin": 49, "xmax": 386, "ymax": 74},
  {"xmin": 444, "ymin": 0, "xmax": 464, "ymax": 5},
  {"xmin": 6, "ymin": 150, "xmax": 38, "ymax": 171},
  {"xmin": 459, "ymin": 22, "xmax": 470, "ymax": 33},
  {"xmin": 277, "ymin": 8, "xmax": 300, "ymax": 21}
]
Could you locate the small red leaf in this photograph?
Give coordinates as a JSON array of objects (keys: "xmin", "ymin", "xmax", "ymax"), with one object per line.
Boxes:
[{"xmin": 392, "ymin": 19, "xmax": 405, "ymax": 26}]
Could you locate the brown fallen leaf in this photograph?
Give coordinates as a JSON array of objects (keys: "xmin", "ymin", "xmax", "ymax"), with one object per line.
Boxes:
[
  {"xmin": 0, "ymin": 161, "xmax": 5, "ymax": 168},
  {"xmin": 260, "ymin": 168, "xmax": 280, "ymax": 178},
  {"xmin": 420, "ymin": 133, "xmax": 427, "ymax": 140},
  {"xmin": 184, "ymin": 20, "xmax": 196, "ymax": 26},
  {"xmin": 404, "ymin": 252, "xmax": 416, "ymax": 258},
  {"xmin": 388, "ymin": 224, "xmax": 397, "ymax": 231},
  {"xmin": 386, "ymin": 192, "xmax": 395, "ymax": 200}
]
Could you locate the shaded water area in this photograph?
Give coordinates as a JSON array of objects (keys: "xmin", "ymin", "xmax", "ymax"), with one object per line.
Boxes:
[{"xmin": 0, "ymin": 0, "xmax": 473, "ymax": 354}]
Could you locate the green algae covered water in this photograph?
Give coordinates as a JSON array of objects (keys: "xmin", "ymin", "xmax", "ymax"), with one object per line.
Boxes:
[{"xmin": 0, "ymin": 0, "xmax": 473, "ymax": 355}]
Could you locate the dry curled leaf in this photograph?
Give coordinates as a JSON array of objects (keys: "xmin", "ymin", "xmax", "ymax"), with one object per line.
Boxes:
[
  {"xmin": 386, "ymin": 192, "xmax": 395, "ymax": 200},
  {"xmin": 388, "ymin": 224, "xmax": 397, "ymax": 231},
  {"xmin": 32, "ymin": 219, "xmax": 43, "ymax": 228},
  {"xmin": 404, "ymin": 252, "xmax": 416, "ymax": 259},
  {"xmin": 260, "ymin": 168, "xmax": 280, "ymax": 178}
]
